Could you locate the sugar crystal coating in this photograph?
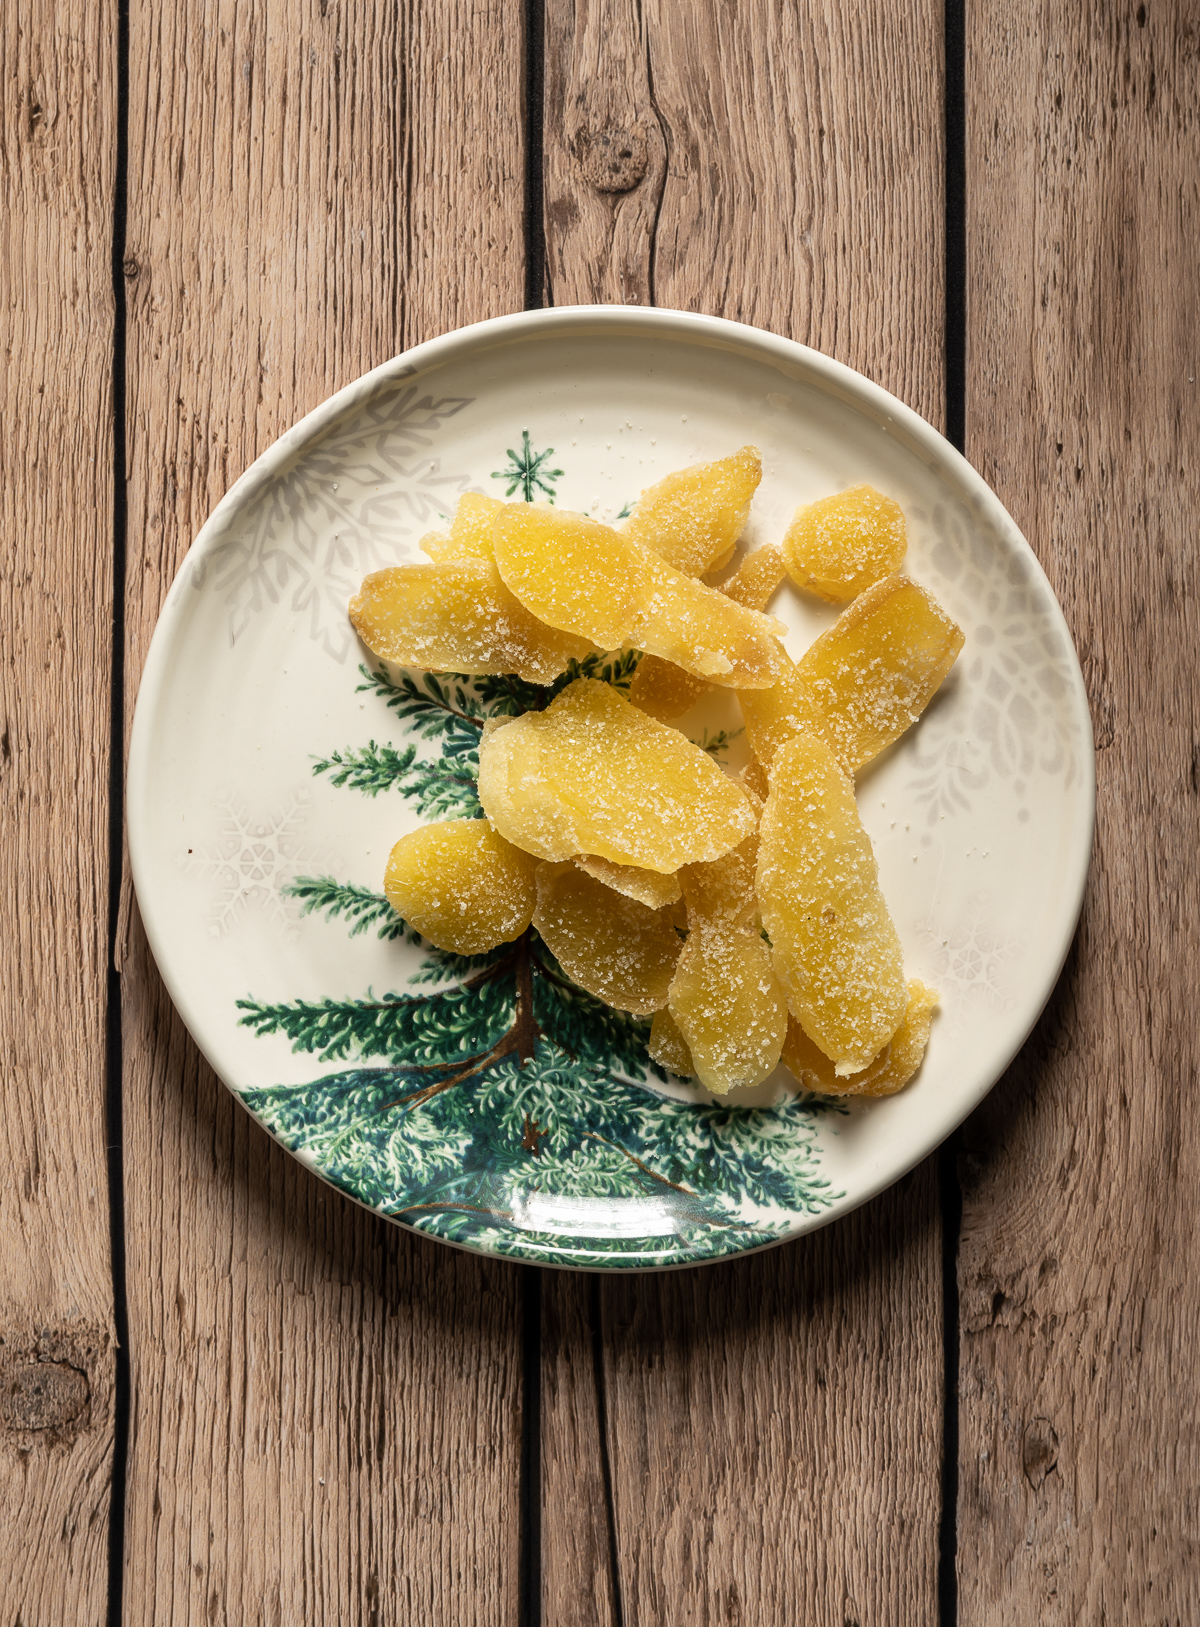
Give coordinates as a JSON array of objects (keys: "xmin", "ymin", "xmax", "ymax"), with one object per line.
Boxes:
[
  {"xmin": 629, "ymin": 543, "xmax": 788, "ymax": 720},
  {"xmin": 666, "ymin": 837, "xmax": 787, "ymax": 1095},
  {"xmin": 740, "ymin": 574, "xmax": 964, "ymax": 774},
  {"xmin": 648, "ymin": 1008, "xmax": 696, "ymax": 1077},
  {"xmin": 623, "ymin": 446, "xmax": 762, "ymax": 577},
  {"xmin": 349, "ymin": 559, "xmax": 597, "ymax": 684},
  {"xmin": 757, "ymin": 732, "xmax": 906, "ymax": 1074},
  {"xmin": 533, "ymin": 863, "xmax": 681, "ymax": 1015},
  {"xmin": 781, "ymin": 980, "xmax": 938, "ymax": 1097},
  {"xmin": 782, "ymin": 484, "xmax": 907, "ymax": 603},
  {"xmin": 420, "ymin": 492, "xmax": 505, "ymax": 562},
  {"xmin": 477, "ymin": 678, "xmax": 757, "ymax": 871},
  {"xmin": 573, "ymin": 854, "xmax": 683, "ymax": 910},
  {"xmin": 384, "ymin": 819, "xmax": 539, "ymax": 954},
  {"xmin": 492, "ymin": 505, "xmax": 787, "ymax": 689}
]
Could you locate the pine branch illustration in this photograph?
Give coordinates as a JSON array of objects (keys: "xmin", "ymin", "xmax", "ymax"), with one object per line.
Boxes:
[
  {"xmin": 283, "ymin": 875, "xmax": 417, "ymax": 942},
  {"xmin": 312, "ymin": 740, "xmax": 416, "ymax": 797},
  {"xmin": 311, "ymin": 740, "xmax": 482, "ymax": 817}
]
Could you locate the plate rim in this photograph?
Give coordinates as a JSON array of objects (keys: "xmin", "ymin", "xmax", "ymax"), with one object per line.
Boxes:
[{"xmin": 127, "ymin": 303, "xmax": 1097, "ymax": 1271}]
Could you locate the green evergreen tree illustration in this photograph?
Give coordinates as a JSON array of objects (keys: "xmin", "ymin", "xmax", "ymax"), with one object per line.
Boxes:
[{"xmin": 235, "ymin": 460, "xmax": 841, "ymax": 1262}]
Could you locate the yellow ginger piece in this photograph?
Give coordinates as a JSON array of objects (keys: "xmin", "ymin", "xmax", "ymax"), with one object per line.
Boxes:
[
  {"xmin": 721, "ymin": 542, "xmax": 788, "ymax": 610},
  {"xmin": 629, "ymin": 543, "xmax": 788, "ymax": 720},
  {"xmin": 574, "ymin": 854, "xmax": 682, "ymax": 910},
  {"xmin": 384, "ymin": 820, "xmax": 539, "ymax": 955},
  {"xmin": 782, "ymin": 484, "xmax": 907, "ymax": 603},
  {"xmin": 477, "ymin": 679, "xmax": 757, "ymax": 871},
  {"xmin": 349, "ymin": 559, "xmax": 597, "ymax": 685},
  {"xmin": 737, "ymin": 760, "xmax": 770, "ymax": 804},
  {"xmin": 668, "ymin": 838, "xmax": 788, "ymax": 1095},
  {"xmin": 740, "ymin": 574, "xmax": 964, "ymax": 774},
  {"xmin": 757, "ymin": 732, "xmax": 907, "ymax": 1074},
  {"xmin": 622, "ymin": 446, "xmax": 763, "ymax": 577},
  {"xmin": 533, "ymin": 863, "xmax": 681, "ymax": 1015},
  {"xmin": 781, "ymin": 980, "xmax": 939, "ymax": 1098},
  {"xmin": 648, "ymin": 1008, "xmax": 695, "ymax": 1077},
  {"xmin": 492, "ymin": 505, "xmax": 786, "ymax": 689},
  {"xmin": 420, "ymin": 492, "xmax": 505, "ymax": 562}
]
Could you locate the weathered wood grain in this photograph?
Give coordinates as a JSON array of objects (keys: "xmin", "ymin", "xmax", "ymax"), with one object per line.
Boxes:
[
  {"xmin": 0, "ymin": 4, "xmax": 118, "ymax": 1622},
  {"xmin": 540, "ymin": 2, "xmax": 947, "ymax": 1620},
  {"xmin": 119, "ymin": 1, "xmax": 527, "ymax": 1620},
  {"xmin": 958, "ymin": 0, "xmax": 1200, "ymax": 1617}
]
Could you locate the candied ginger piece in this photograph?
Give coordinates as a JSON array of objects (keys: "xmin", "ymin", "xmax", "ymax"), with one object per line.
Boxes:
[
  {"xmin": 740, "ymin": 574, "xmax": 964, "ymax": 774},
  {"xmin": 679, "ymin": 837, "xmax": 759, "ymax": 929},
  {"xmin": 668, "ymin": 841, "xmax": 787, "ymax": 1095},
  {"xmin": 623, "ymin": 446, "xmax": 762, "ymax": 577},
  {"xmin": 626, "ymin": 655, "xmax": 710, "ymax": 722},
  {"xmin": 349, "ymin": 559, "xmax": 597, "ymax": 685},
  {"xmin": 629, "ymin": 543, "xmax": 788, "ymax": 719},
  {"xmin": 737, "ymin": 760, "xmax": 770, "ymax": 804},
  {"xmin": 781, "ymin": 980, "xmax": 938, "ymax": 1098},
  {"xmin": 477, "ymin": 678, "xmax": 757, "ymax": 870},
  {"xmin": 757, "ymin": 732, "xmax": 906, "ymax": 1074},
  {"xmin": 574, "ymin": 854, "xmax": 682, "ymax": 910},
  {"xmin": 421, "ymin": 492, "xmax": 505, "ymax": 562},
  {"xmin": 648, "ymin": 1008, "xmax": 695, "ymax": 1077},
  {"xmin": 384, "ymin": 820, "xmax": 538, "ymax": 955},
  {"xmin": 782, "ymin": 484, "xmax": 907, "ymax": 603},
  {"xmin": 720, "ymin": 542, "xmax": 788, "ymax": 610},
  {"xmin": 492, "ymin": 505, "xmax": 786, "ymax": 689},
  {"xmin": 533, "ymin": 863, "xmax": 681, "ymax": 1015}
]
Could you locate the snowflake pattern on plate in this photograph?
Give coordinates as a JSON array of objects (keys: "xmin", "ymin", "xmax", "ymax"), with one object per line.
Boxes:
[
  {"xmin": 190, "ymin": 373, "xmax": 475, "ymax": 661},
  {"xmin": 919, "ymin": 891, "xmax": 1023, "ymax": 1013},
  {"xmin": 182, "ymin": 788, "xmax": 321, "ymax": 939},
  {"xmin": 901, "ymin": 501, "xmax": 1086, "ymax": 820}
]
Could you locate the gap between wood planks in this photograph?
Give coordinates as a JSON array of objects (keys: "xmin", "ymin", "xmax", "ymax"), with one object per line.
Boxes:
[{"xmin": 105, "ymin": 1, "xmax": 133, "ymax": 1625}]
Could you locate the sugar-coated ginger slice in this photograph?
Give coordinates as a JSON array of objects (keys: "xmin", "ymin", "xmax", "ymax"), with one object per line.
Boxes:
[
  {"xmin": 678, "ymin": 837, "xmax": 759, "ymax": 930},
  {"xmin": 740, "ymin": 574, "xmax": 964, "ymax": 774},
  {"xmin": 533, "ymin": 863, "xmax": 681, "ymax": 1015},
  {"xmin": 349, "ymin": 559, "xmax": 597, "ymax": 685},
  {"xmin": 668, "ymin": 927, "xmax": 788, "ymax": 1095},
  {"xmin": 623, "ymin": 446, "xmax": 762, "ymax": 577},
  {"xmin": 720, "ymin": 542, "xmax": 788, "ymax": 610},
  {"xmin": 668, "ymin": 842, "xmax": 787, "ymax": 1095},
  {"xmin": 782, "ymin": 484, "xmax": 907, "ymax": 603},
  {"xmin": 626, "ymin": 655, "xmax": 710, "ymax": 722},
  {"xmin": 648, "ymin": 1008, "xmax": 695, "ymax": 1077},
  {"xmin": 757, "ymin": 732, "xmax": 907, "ymax": 1074},
  {"xmin": 737, "ymin": 760, "xmax": 770, "ymax": 804},
  {"xmin": 629, "ymin": 543, "xmax": 788, "ymax": 720},
  {"xmin": 574, "ymin": 854, "xmax": 683, "ymax": 910},
  {"xmin": 477, "ymin": 678, "xmax": 757, "ymax": 871},
  {"xmin": 781, "ymin": 980, "xmax": 938, "ymax": 1098},
  {"xmin": 420, "ymin": 492, "xmax": 505, "ymax": 562},
  {"xmin": 492, "ymin": 505, "xmax": 786, "ymax": 689},
  {"xmin": 384, "ymin": 819, "xmax": 538, "ymax": 955}
]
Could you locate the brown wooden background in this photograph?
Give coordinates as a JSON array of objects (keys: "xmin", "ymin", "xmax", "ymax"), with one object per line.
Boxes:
[{"xmin": 3, "ymin": 0, "xmax": 1197, "ymax": 1621}]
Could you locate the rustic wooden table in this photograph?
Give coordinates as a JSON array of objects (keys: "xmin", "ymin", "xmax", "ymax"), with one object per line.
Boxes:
[{"xmin": 3, "ymin": 1, "xmax": 1197, "ymax": 1621}]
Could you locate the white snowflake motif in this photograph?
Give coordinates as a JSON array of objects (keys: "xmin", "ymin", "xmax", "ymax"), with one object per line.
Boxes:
[
  {"xmin": 182, "ymin": 789, "xmax": 318, "ymax": 939},
  {"xmin": 190, "ymin": 373, "xmax": 475, "ymax": 662},
  {"xmin": 923, "ymin": 892, "xmax": 1022, "ymax": 1011}
]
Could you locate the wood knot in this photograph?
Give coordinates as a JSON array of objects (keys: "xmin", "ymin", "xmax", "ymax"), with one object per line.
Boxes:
[
  {"xmin": 576, "ymin": 127, "xmax": 648, "ymax": 193},
  {"xmin": 1021, "ymin": 1416, "xmax": 1060, "ymax": 1490},
  {"xmin": 2, "ymin": 1361, "xmax": 89, "ymax": 1432}
]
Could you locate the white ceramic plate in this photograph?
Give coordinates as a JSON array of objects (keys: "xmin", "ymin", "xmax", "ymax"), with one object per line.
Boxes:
[{"xmin": 128, "ymin": 306, "xmax": 1094, "ymax": 1270}]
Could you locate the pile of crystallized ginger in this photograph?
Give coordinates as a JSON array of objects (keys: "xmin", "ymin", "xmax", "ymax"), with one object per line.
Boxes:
[{"xmin": 348, "ymin": 448, "xmax": 964, "ymax": 1100}]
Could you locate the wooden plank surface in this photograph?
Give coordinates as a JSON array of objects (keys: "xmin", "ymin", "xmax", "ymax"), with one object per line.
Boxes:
[
  {"xmin": 0, "ymin": 4, "xmax": 119, "ymax": 1623},
  {"xmin": 958, "ymin": 0, "xmax": 1200, "ymax": 1617},
  {"xmin": 539, "ymin": 2, "xmax": 948, "ymax": 1621},
  {"xmin": 118, "ymin": 2, "xmax": 527, "ymax": 1621}
]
